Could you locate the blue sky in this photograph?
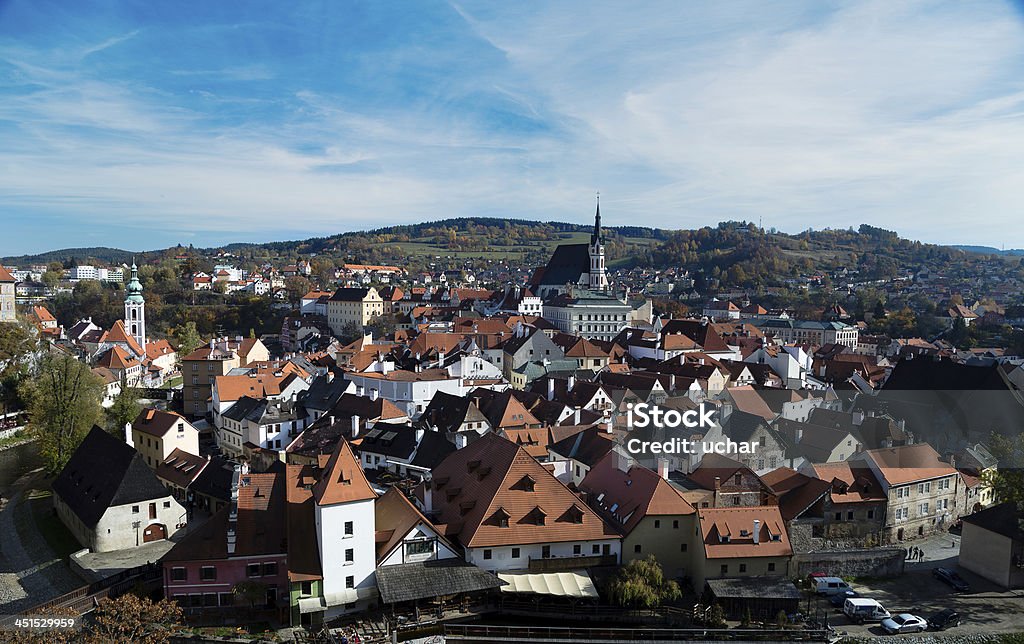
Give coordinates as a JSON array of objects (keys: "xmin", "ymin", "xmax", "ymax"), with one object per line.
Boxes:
[{"xmin": 2, "ymin": 1, "xmax": 1024, "ymax": 255}]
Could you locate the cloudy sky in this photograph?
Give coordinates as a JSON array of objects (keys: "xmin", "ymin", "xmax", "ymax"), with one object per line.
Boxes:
[{"xmin": 2, "ymin": 0, "xmax": 1024, "ymax": 255}]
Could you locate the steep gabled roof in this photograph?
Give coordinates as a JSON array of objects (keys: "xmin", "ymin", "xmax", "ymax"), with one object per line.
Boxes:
[
  {"xmin": 133, "ymin": 408, "xmax": 191, "ymax": 438},
  {"xmin": 580, "ymin": 452, "xmax": 695, "ymax": 534},
  {"xmin": 375, "ymin": 487, "xmax": 459, "ymax": 563},
  {"xmin": 424, "ymin": 433, "xmax": 617, "ymax": 548},
  {"xmin": 311, "ymin": 438, "xmax": 376, "ymax": 506},
  {"xmin": 53, "ymin": 426, "xmax": 171, "ymax": 528}
]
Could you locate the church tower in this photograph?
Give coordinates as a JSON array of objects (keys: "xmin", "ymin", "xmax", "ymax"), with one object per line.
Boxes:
[
  {"xmin": 588, "ymin": 195, "xmax": 608, "ymax": 291},
  {"xmin": 124, "ymin": 261, "xmax": 146, "ymax": 349}
]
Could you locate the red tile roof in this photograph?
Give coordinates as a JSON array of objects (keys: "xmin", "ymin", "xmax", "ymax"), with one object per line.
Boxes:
[
  {"xmin": 423, "ymin": 433, "xmax": 618, "ymax": 549},
  {"xmin": 697, "ymin": 506, "xmax": 792, "ymax": 559},
  {"xmin": 311, "ymin": 438, "xmax": 376, "ymax": 506}
]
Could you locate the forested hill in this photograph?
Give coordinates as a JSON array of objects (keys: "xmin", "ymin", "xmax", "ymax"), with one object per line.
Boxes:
[{"xmin": 5, "ymin": 220, "xmax": 1019, "ymax": 292}]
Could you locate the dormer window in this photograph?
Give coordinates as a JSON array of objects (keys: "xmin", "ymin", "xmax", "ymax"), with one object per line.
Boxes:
[
  {"xmin": 531, "ymin": 506, "xmax": 547, "ymax": 526},
  {"xmin": 518, "ymin": 475, "xmax": 536, "ymax": 492},
  {"xmin": 492, "ymin": 507, "xmax": 510, "ymax": 528},
  {"xmin": 563, "ymin": 505, "xmax": 585, "ymax": 524},
  {"xmin": 459, "ymin": 500, "xmax": 476, "ymax": 516},
  {"xmin": 467, "ymin": 460, "xmax": 481, "ymax": 473}
]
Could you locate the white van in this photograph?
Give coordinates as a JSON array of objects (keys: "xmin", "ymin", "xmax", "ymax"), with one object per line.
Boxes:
[
  {"xmin": 843, "ymin": 598, "xmax": 891, "ymax": 624},
  {"xmin": 814, "ymin": 577, "xmax": 852, "ymax": 595}
]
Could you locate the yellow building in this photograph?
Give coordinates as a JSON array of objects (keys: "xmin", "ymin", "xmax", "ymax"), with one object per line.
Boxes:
[{"xmin": 327, "ymin": 287, "xmax": 384, "ymax": 334}]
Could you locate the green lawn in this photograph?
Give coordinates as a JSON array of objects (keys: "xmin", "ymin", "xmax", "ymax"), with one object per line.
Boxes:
[
  {"xmin": 26, "ymin": 487, "xmax": 83, "ymax": 559},
  {"xmin": 160, "ymin": 375, "xmax": 183, "ymax": 389}
]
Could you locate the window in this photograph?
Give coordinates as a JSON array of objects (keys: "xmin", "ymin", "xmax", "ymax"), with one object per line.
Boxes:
[
  {"xmin": 592, "ymin": 545, "xmax": 600, "ymax": 555},
  {"xmin": 734, "ymin": 474, "xmax": 741, "ymax": 485},
  {"xmin": 345, "ymin": 548, "xmax": 354, "ymax": 563},
  {"xmin": 171, "ymin": 567, "xmax": 186, "ymax": 582},
  {"xmin": 847, "ymin": 511, "xmax": 854, "ymax": 520},
  {"xmin": 680, "ymin": 543, "xmax": 687, "ymax": 552},
  {"xmin": 263, "ymin": 562, "xmax": 278, "ymax": 576},
  {"xmin": 732, "ymin": 497, "xmax": 740, "ymax": 506},
  {"xmin": 654, "ymin": 520, "xmax": 660, "ymax": 529},
  {"xmin": 345, "ymin": 576, "xmax": 354, "ymax": 589},
  {"xmin": 163, "ymin": 501, "xmax": 171, "ymax": 509},
  {"xmin": 542, "ymin": 545, "xmax": 551, "ymax": 558},
  {"xmin": 673, "ymin": 520, "xmax": 679, "ymax": 529},
  {"xmin": 132, "ymin": 505, "xmax": 139, "ymax": 514},
  {"xmin": 720, "ymin": 564, "xmax": 728, "ymax": 575},
  {"xmin": 405, "ymin": 540, "xmax": 433, "ymax": 557},
  {"xmin": 344, "ymin": 521, "xmax": 353, "ymax": 536},
  {"xmin": 483, "ymin": 549, "xmax": 492, "ymax": 560},
  {"xmin": 768, "ymin": 563, "xmax": 776, "ymax": 572},
  {"xmin": 247, "ymin": 563, "xmax": 261, "ymax": 577},
  {"xmin": 739, "ymin": 564, "xmax": 747, "ymax": 573},
  {"xmin": 301, "ymin": 581, "xmax": 313, "ymax": 596},
  {"xmin": 511, "ymin": 548, "xmax": 520, "ymax": 559},
  {"xmin": 219, "ymin": 593, "xmax": 233, "ymax": 607},
  {"xmin": 834, "ymin": 512, "xmax": 842, "ymax": 521},
  {"xmin": 867, "ymin": 509, "xmax": 875, "ymax": 519},
  {"xmin": 200, "ymin": 566, "xmax": 216, "ymax": 581},
  {"xmin": 573, "ymin": 544, "xmax": 581, "ymax": 555}
]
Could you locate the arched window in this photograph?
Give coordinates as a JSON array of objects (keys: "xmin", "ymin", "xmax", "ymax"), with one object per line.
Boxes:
[
  {"xmin": 131, "ymin": 309, "xmax": 137, "ymax": 320},
  {"xmin": 131, "ymin": 324, "xmax": 137, "ymax": 334}
]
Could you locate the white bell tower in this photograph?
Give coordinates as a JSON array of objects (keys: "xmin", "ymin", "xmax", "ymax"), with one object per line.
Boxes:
[{"xmin": 124, "ymin": 261, "xmax": 146, "ymax": 349}]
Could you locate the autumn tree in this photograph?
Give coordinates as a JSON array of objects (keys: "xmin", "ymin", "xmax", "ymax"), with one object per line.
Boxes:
[
  {"xmin": 284, "ymin": 275, "xmax": 313, "ymax": 307},
  {"xmin": 88, "ymin": 593, "xmax": 183, "ymax": 643},
  {"xmin": 106, "ymin": 374, "xmax": 142, "ymax": 435},
  {"xmin": 173, "ymin": 321, "xmax": 202, "ymax": 357},
  {"xmin": 21, "ymin": 353, "xmax": 103, "ymax": 472},
  {"xmin": 608, "ymin": 556, "xmax": 681, "ymax": 608}
]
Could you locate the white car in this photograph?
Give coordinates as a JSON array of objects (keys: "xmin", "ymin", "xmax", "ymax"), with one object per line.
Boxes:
[{"xmin": 881, "ymin": 613, "xmax": 928, "ymax": 634}]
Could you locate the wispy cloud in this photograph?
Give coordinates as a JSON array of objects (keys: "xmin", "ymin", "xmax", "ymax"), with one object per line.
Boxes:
[{"xmin": 1, "ymin": 1, "xmax": 1023, "ymax": 254}]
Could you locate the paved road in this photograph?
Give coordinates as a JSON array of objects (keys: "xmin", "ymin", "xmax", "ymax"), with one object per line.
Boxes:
[{"xmin": 822, "ymin": 565, "xmax": 1024, "ymax": 637}]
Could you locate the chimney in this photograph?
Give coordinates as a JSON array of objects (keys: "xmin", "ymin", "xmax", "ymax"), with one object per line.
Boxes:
[
  {"xmin": 669, "ymin": 374, "xmax": 676, "ymax": 392},
  {"xmin": 351, "ymin": 414, "xmax": 360, "ymax": 438},
  {"xmin": 657, "ymin": 458, "xmax": 669, "ymax": 480},
  {"xmin": 124, "ymin": 422, "xmax": 133, "ymax": 448},
  {"xmin": 714, "ymin": 476, "xmax": 721, "ymax": 491},
  {"xmin": 370, "ymin": 388, "xmax": 379, "ymax": 401},
  {"xmin": 415, "ymin": 426, "xmax": 425, "ymax": 444},
  {"xmin": 423, "ymin": 482, "xmax": 434, "ymax": 514},
  {"xmin": 568, "ymin": 374, "xmax": 575, "ymax": 390},
  {"xmin": 604, "ymin": 416, "xmax": 613, "ymax": 434},
  {"xmin": 209, "ymin": 339, "xmax": 215, "ymax": 350},
  {"xmin": 795, "ymin": 426, "xmax": 804, "ymax": 443},
  {"xmin": 573, "ymin": 408, "xmax": 581, "ymax": 425},
  {"xmin": 547, "ymin": 378, "xmax": 555, "ymax": 401},
  {"xmin": 753, "ymin": 519, "xmax": 761, "ymax": 545},
  {"xmin": 329, "ymin": 415, "xmax": 335, "ymax": 427},
  {"xmin": 455, "ymin": 432, "xmax": 468, "ymax": 449}
]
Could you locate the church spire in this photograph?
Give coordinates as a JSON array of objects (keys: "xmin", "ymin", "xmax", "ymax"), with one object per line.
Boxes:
[{"xmin": 591, "ymin": 191, "xmax": 602, "ymax": 245}]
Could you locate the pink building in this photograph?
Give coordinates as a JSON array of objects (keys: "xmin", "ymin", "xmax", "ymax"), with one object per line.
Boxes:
[{"xmin": 162, "ymin": 470, "xmax": 288, "ymax": 612}]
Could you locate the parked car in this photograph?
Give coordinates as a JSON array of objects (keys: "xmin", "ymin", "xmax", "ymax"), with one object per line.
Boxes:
[
  {"xmin": 881, "ymin": 614, "xmax": 928, "ymax": 634},
  {"xmin": 928, "ymin": 608, "xmax": 962, "ymax": 630},
  {"xmin": 933, "ymin": 567, "xmax": 970, "ymax": 592},
  {"xmin": 830, "ymin": 589, "xmax": 859, "ymax": 607},
  {"xmin": 814, "ymin": 577, "xmax": 853, "ymax": 596},
  {"xmin": 843, "ymin": 598, "xmax": 891, "ymax": 624}
]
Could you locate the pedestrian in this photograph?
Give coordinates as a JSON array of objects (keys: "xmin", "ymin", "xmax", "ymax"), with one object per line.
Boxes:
[{"xmin": 919, "ymin": 548, "xmax": 925, "ymax": 562}]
